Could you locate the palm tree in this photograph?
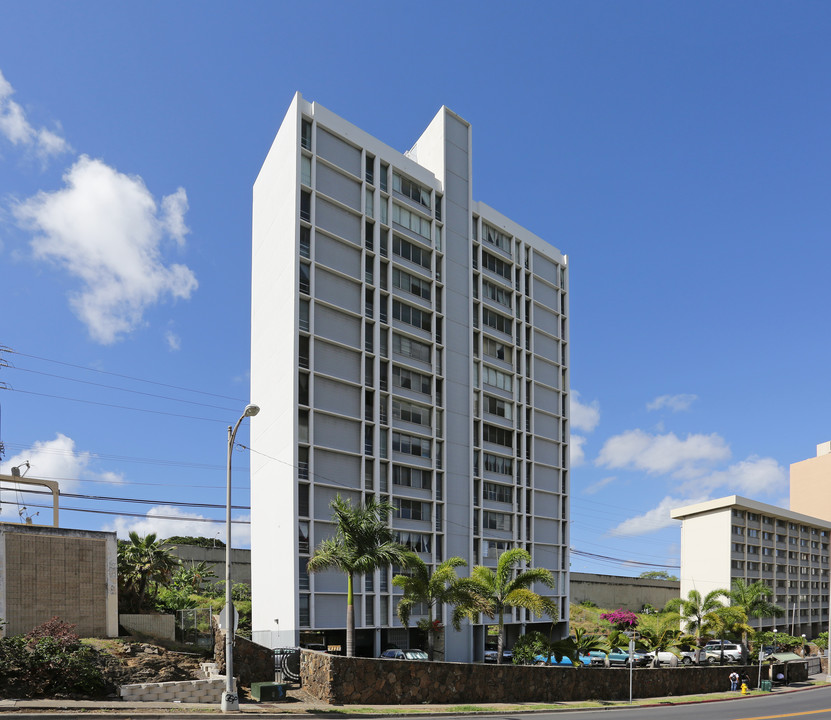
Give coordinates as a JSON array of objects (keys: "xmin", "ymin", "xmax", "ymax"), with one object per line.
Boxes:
[
  {"xmin": 637, "ymin": 612, "xmax": 683, "ymax": 667},
  {"xmin": 392, "ymin": 556, "xmax": 478, "ymax": 660},
  {"xmin": 458, "ymin": 548, "xmax": 557, "ymax": 664},
  {"xmin": 665, "ymin": 588, "xmax": 725, "ymax": 655},
  {"xmin": 117, "ymin": 532, "xmax": 178, "ymax": 612},
  {"xmin": 719, "ymin": 579, "xmax": 784, "ymax": 653},
  {"xmin": 703, "ymin": 605, "xmax": 752, "ymax": 663},
  {"xmin": 307, "ymin": 495, "xmax": 418, "ymax": 657}
]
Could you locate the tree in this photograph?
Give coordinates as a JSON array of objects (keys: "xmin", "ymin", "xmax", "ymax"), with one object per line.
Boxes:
[
  {"xmin": 571, "ymin": 627, "xmax": 607, "ymax": 663},
  {"xmin": 458, "ymin": 548, "xmax": 556, "ymax": 664},
  {"xmin": 117, "ymin": 532, "xmax": 178, "ymax": 612},
  {"xmin": 307, "ymin": 495, "xmax": 417, "ymax": 657},
  {"xmin": 636, "ymin": 612, "xmax": 682, "ymax": 667},
  {"xmin": 171, "ymin": 561, "xmax": 218, "ymax": 593},
  {"xmin": 392, "ymin": 556, "xmax": 477, "ymax": 660},
  {"xmin": 639, "ymin": 570, "xmax": 679, "ymax": 581},
  {"xmin": 703, "ymin": 605, "xmax": 752, "ymax": 663},
  {"xmin": 718, "ymin": 579, "xmax": 784, "ymax": 652},
  {"xmin": 665, "ymin": 589, "xmax": 725, "ymax": 648}
]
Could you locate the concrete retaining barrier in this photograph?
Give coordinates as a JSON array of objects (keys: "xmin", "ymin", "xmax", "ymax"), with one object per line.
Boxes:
[{"xmin": 119, "ymin": 677, "xmax": 229, "ymax": 703}]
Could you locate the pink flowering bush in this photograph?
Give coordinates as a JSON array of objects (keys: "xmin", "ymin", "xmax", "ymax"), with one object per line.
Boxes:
[{"xmin": 600, "ymin": 609, "xmax": 639, "ymax": 629}]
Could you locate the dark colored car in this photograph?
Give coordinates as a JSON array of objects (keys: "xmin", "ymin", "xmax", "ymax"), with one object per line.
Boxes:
[
  {"xmin": 483, "ymin": 649, "xmax": 513, "ymax": 663},
  {"xmin": 380, "ymin": 648, "xmax": 429, "ymax": 660}
]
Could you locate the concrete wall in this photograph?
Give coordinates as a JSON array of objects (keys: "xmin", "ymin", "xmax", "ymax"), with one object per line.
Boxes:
[
  {"xmin": 119, "ymin": 613, "xmax": 175, "ymax": 641},
  {"xmin": 167, "ymin": 545, "xmax": 251, "ymax": 587},
  {"xmin": 0, "ymin": 522, "xmax": 117, "ymax": 637},
  {"xmin": 570, "ymin": 573, "xmax": 679, "ymax": 611},
  {"xmin": 300, "ymin": 650, "xmax": 808, "ymax": 704}
]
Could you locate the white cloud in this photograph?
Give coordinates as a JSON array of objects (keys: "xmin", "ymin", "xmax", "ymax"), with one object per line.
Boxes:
[
  {"xmin": 682, "ymin": 455, "xmax": 787, "ymax": 497},
  {"xmin": 596, "ymin": 429, "xmax": 730, "ymax": 478},
  {"xmin": 571, "ymin": 391, "xmax": 600, "ymax": 433},
  {"xmin": 570, "ymin": 435, "xmax": 586, "ymax": 467},
  {"xmin": 647, "ymin": 394, "xmax": 698, "ymax": 412},
  {"xmin": 0, "ymin": 434, "xmax": 120, "ymax": 520},
  {"xmin": 609, "ymin": 495, "xmax": 709, "ymax": 537},
  {"xmin": 1, "ymin": 433, "xmax": 90, "ymax": 493},
  {"xmin": 14, "ymin": 155, "xmax": 197, "ymax": 344},
  {"xmin": 108, "ymin": 507, "xmax": 251, "ymax": 547},
  {"xmin": 583, "ymin": 476, "xmax": 615, "ymax": 495},
  {"xmin": 165, "ymin": 330, "xmax": 181, "ymax": 351},
  {"xmin": 0, "ymin": 69, "xmax": 70, "ymax": 158}
]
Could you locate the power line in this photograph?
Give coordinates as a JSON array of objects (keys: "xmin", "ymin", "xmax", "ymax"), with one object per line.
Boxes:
[
  {"xmin": 4, "ymin": 348, "xmax": 246, "ymax": 403},
  {"xmin": 4, "ymin": 387, "xmax": 230, "ymax": 424},
  {"xmin": 9, "ymin": 365, "xmax": 240, "ymax": 412},
  {"xmin": 0, "ymin": 499, "xmax": 249, "ymax": 524}
]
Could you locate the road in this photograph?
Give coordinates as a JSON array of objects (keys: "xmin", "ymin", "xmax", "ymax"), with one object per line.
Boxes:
[{"xmin": 421, "ymin": 685, "xmax": 831, "ymax": 720}]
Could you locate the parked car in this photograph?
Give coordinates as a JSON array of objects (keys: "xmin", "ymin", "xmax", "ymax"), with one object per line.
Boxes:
[
  {"xmin": 646, "ymin": 648, "xmax": 705, "ymax": 665},
  {"xmin": 588, "ymin": 650, "xmax": 650, "ymax": 667},
  {"xmin": 534, "ymin": 653, "xmax": 594, "ymax": 666},
  {"xmin": 380, "ymin": 648, "xmax": 429, "ymax": 660},
  {"xmin": 704, "ymin": 642, "xmax": 744, "ymax": 663},
  {"xmin": 483, "ymin": 649, "xmax": 513, "ymax": 663}
]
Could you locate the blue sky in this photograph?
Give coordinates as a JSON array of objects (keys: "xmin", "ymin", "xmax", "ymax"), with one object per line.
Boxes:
[{"xmin": 0, "ymin": 2, "xmax": 829, "ymax": 581}]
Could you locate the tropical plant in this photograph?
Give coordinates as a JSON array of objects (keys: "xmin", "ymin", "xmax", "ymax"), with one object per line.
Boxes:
[
  {"xmin": 307, "ymin": 495, "xmax": 418, "ymax": 656},
  {"xmin": 664, "ymin": 589, "xmax": 725, "ymax": 647},
  {"xmin": 392, "ymin": 556, "xmax": 477, "ymax": 660},
  {"xmin": 814, "ymin": 631, "xmax": 828, "ymax": 651},
  {"xmin": 571, "ymin": 627, "xmax": 607, "ymax": 660},
  {"xmin": 703, "ymin": 605, "xmax": 752, "ymax": 663},
  {"xmin": 512, "ymin": 630, "xmax": 577, "ymax": 665},
  {"xmin": 636, "ymin": 612, "xmax": 682, "ymax": 667},
  {"xmin": 171, "ymin": 561, "xmax": 218, "ymax": 593},
  {"xmin": 457, "ymin": 548, "xmax": 556, "ymax": 664},
  {"xmin": 718, "ymin": 579, "xmax": 784, "ymax": 652},
  {"xmin": 117, "ymin": 532, "xmax": 178, "ymax": 612}
]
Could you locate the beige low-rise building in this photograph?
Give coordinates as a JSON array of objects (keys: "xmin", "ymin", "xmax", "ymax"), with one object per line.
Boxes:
[
  {"xmin": 791, "ymin": 442, "xmax": 831, "ymax": 524},
  {"xmin": 671, "ymin": 496, "xmax": 830, "ymax": 639}
]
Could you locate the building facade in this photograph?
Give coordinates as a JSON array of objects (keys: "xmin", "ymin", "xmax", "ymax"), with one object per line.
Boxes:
[
  {"xmin": 250, "ymin": 94, "xmax": 570, "ymax": 661},
  {"xmin": 671, "ymin": 496, "xmax": 830, "ymax": 639},
  {"xmin": 791, "ymin": 442, "xmax": 831, "ymax": 524}
]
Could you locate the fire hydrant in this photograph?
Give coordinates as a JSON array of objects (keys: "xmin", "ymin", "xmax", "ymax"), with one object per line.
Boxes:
[{"xmin": 741, "ymin": 682, "xmax": 749, "ymax": 695}]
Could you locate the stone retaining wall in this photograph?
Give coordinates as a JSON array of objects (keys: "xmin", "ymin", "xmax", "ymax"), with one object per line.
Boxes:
[
  {"xmin": 213, "ymin": 621, "xmax": 274, "ymax": 686},
  {"xmin": 120, "ymin": 678, "xmax": 227, "ymax": 702},
  {"xmin": 300, "ymin": 651, "xmax": 809, "ymax": 705}
]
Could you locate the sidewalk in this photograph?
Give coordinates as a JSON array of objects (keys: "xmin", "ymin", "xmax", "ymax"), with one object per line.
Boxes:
[{"xmin": 0, "ymin": 678, "xmax": 825, "ymax": 717}]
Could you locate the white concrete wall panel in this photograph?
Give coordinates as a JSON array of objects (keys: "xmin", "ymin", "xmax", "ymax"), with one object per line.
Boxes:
[
  {"xmin": 316, "ymin": 128, "xmax": 361, "ymax": 177},
  {"xmin": 313, "ymin": 340, "xmax": 361, "ymax": 384},
  {"xmin": 314, "ymin": 267, "xmax": 361, "ymax": 315},
  {"xmin": 315, "ymin": 232, "xmax": 362, "ymax": 277},
  {"xmin": 315, "ymin": 197, "xmax": 361, "ymax": 245},
  {"xmin": 314, "ymin": 305, "xmax": 361, "ymax": 347},
  {"xmin": 316, "ymin": 163, "xmax": 361, "ymax": 211},
  {"xmin": 314, "ymin": 413, "xmax": 361, "ymax": 455}
]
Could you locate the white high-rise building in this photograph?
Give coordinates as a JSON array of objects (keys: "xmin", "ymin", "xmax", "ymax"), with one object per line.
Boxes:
[{"xmin": 250, "ymin": 94, "xmax": 570, "ymax": 662}]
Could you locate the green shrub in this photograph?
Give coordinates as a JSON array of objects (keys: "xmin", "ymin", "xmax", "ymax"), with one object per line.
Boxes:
[{"xmin": 0, "ymin": 618, "xmax": 110, "ymax": 698}]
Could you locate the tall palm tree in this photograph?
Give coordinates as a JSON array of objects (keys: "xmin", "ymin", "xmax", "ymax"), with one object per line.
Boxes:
[
  {"xmin": 665, "ymin": 588, "xmax": 725, "ymax": 650},
  {"xmin": 703, "ymin": 605, "xmax": 752, "ymax": 663},
  {"xmin": 458, "ymin": 548, "xmax": 556, "ymax": 664},
  {"xmin": 719, "ymin": 579, "xmax": 784, "ymax": 652},
  {"xmin": 307, "ymin": 495, "xmax": 418, "ymax": 657},
  {"xmin": 393, "ymin": 556, "xmax": 478, "ymax": 660},
  {"xmin": 117, "ymin": 532, "xmax": 178, "ymax": 612}
]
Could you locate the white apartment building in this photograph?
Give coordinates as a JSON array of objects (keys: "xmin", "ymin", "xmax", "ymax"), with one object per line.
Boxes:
[
  {"xmin": 671, "ymin": 496, "xmax": 831, "ymax": 639},
  {"xmin": 250, "ymin": 94, "xmax": 570, "ymax": 661}
]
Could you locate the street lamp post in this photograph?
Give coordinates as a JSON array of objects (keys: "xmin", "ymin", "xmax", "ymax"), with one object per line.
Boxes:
[{"xmin": 221, "ymin": 404, "xmax": 260, "ymax": 713}]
